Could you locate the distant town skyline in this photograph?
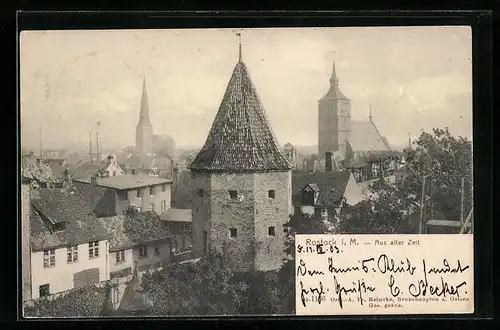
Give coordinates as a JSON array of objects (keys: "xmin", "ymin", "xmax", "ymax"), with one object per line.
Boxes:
[{"xmin": 20, "ymin": 27, "xmax": 472, "ymax": 151}]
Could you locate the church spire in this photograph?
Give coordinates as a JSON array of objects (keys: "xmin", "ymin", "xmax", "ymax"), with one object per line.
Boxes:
[
  {"xmin": 138, "ymin": 75, "xmax": 152, "ymax": 126},
  {"xmin": 329, "ymin": 51, "xmax": 339, "ymax": 87},
  {"xmin": 321, "ymin": 51, "xmax": 348, "ymax": 101}
]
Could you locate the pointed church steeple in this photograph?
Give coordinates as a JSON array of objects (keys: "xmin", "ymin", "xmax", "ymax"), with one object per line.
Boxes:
[
  {"xmin": 138, "ymin": 75, "xmax": 152, "ymax": 127},
  {"xmin": 329, "ymin": 51, "xmax": 339, "ymax": 87},
  {"xmin": 321, "ymin": 51, "xmax": 349, "ymax": 101},
  {"xmin": 136, "ymin": 74, "xmax": 154, "ymax": 156}
]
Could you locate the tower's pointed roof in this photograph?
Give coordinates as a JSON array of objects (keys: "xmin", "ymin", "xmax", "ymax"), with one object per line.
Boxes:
[
  {"xmin": 137, "ymin": 75, "xmax": 152, "ymax": 127},
  {"xmin": 321, "ymin": 53, "xmax": 349, "ymax": 101},
  {"xmin": 189, "ymin": 46, "xmax": 291, "ymax": 173}
]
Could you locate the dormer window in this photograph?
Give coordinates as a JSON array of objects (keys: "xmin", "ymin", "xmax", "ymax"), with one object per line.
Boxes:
[
  {"xmin": 301, "ymin": 184, "xmax": 319, "ymax": 206},
  {"xmin": 54, "ymin": 221, "xmax": 66, "ymax": 231}
]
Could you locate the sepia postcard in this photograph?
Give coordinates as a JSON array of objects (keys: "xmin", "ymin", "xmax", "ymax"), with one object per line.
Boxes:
[{"xmin": 19, "ymin": 26, "xmax": 473, "ymax": 317}]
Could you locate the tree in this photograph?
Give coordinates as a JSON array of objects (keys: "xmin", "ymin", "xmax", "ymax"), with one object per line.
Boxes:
[
  {"xmin": 23, "ymin": 285, "xmax": 110, "ymax": 318},
  {"xmin": 337, "ymin": 127, "xmax": 472, "ymax": 234},
  {"xmin": 276, "ymin": 210, "xmax": 332, "ymax": 314},
  {"xmin": 141, "ymin": 249, "xmax": 249, "ymax": 316}
]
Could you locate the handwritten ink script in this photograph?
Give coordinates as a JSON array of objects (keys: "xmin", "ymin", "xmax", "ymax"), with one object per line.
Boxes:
[{"xmin": 295, "ymin": 234, "xmax": 474, "ymax": 315}]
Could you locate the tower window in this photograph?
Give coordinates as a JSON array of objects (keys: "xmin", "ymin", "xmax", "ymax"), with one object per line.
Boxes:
[
  {"xmin": 198, "ymin": 189, "xmax": 204, "ymax": 197},
  {"xmin": 228, "ymin": 190, "xmax": 238, "ymax": 200},
  {"xmin": 268, "ymin": 190, "xmax": 275, "ymax": 199},
  {"xmin": 268, "ymin": 226, "xmax": 276, "ymax": 237},
  {"xmin": 229, "ymin": 228, "xmax": 237, "ymax": 238}
]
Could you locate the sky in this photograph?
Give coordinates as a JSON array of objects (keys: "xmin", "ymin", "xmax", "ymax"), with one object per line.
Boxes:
[{"xmin": 20, "ymin": 26, "xmax": 472, "ymax": 151}]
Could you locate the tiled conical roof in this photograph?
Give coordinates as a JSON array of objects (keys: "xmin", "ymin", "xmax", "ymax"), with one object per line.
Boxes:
[{"xmin": 189, "ymin": 56, "xmax": 292, "ymax": 173}]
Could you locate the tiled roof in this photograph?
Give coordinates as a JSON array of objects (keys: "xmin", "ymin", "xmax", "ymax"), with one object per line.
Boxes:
[
  {"xmin": 321, "ymin": 84, "xmax": 349, "ymax": 101},
  {"xmin": 292, "ymin": 171, "xmax": 351, "ymax": 206},
  {"xmin": 74, "ymin": 182, "xmax": 117, "ymax": 217},
  {"xmin": 74, "ymin": 174, "xmax": 172, "ymax": 190},
  {"xmin": 159, "ymin": 208, "xmax": 192, "ymax": 223},
  {"xmin": 30, "ymin": 188, "xmax": 110, "ymax": 251},
  {"xmin": 70, "ymin": 161, "xmax": 107, "ymax": 180},
  {"xmin": 97, "ymin": 211, "xmax": 173, "ymax": 252},
  {"xmin": 44, "ymin": 159, "xmax": 67, "ymax": 181},
  {"xmin": 21, "ymin": 162, "xmax": 57, "ymax": 184},
  {"xmin": 189, "ymin": 58, "xmax": 291, "ymax": 173},
  {"xmin": 348, "ymin": 120, "xmax": 390, "ymax": 152}
]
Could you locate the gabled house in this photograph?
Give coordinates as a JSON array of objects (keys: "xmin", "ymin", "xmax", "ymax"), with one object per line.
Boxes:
[
  {"xmin": 73, "ymin": 174, "xmax": 173, "ymax": 217},
  {"xmin": 27, "ymin": 187, "xmax": 110, "ymax": 299},
  {"xmin": 97, "ymin": 211, "xmax": 174, "ymax": 280},
  {"xmin": 70, "ymin": 155, "xmax": 124, "ymax": 180},
  {"xmin": 292, "ymin": 170, "xmax": 364, "ymax": 223},
  {"xmin": 159, "ymin": 208, "xmax": 192, "ymax": 252}
]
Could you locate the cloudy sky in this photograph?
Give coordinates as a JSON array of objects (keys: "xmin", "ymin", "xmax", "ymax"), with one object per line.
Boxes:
[{"xmin": 20, "ymin": 26, "xmax": 472, "ymax": 150}]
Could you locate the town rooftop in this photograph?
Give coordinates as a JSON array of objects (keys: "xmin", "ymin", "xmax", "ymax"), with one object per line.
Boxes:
[{"xmin": 74, "ymin": 174, "xmax": 173, "ymax": 190}]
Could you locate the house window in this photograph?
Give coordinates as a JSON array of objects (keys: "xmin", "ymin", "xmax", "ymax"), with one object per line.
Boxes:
[
  {"xmin": 137, "ymin": 189, "xmax": 143, "ymax": 198},
  {"xmin": 161, "ymin": 200, "xmax": 166, "ymax": 212},
  {"xmin": 39, "ymin": 284, "xmax": 50, "ymax": 298},
  {"xmin": 116, "ymin": 250, "xmax": 125, "ymax": 264},
  {"xmin": 139, "ymin": 245, "xmax": 148, "ymax": 258},
  {"xmin": 89, "ymin": 241, "xmax": 99, "ymax": 259},
  {"xmin": 150, "ymin": 187, "xmax": 155, "ymax": 195},
  {"xmin": 162, "ymin": 184, "xmax": 166, "ymax": 192},
  {"xmin": 198, "ymin": 189, "xmax": 204, "ymax": 197},
  {"xmin": 43, "ymin": 249, "xmax": 56, "ymax": 268},
  {"xmin": 268, "ymin": 226, "xmax": 276, "ymax": 237},
  {"xmin": 66, "ymin": 245, "xmax": 78, "ymax": 263},
  {"xmin": 229, "ymin": 228, "xmax": 237, "ymax": 238},
  {"xmin": 154, "ymin": 246, "xmax": 160, "ymax": 256},
  {"xmin": 149, "ymin": 202, "xmax": 155, "ymax": 211},
  {"xmin": 113, "ymin": 171, "xmax": 116, "ymax": 176},
  {"xmin": 268, "ymin": 190, "xmax": 275, "ymax": 199},
  {"xmin": 228, "ymin": 190, "xmax": 238, "ymax": 200}
]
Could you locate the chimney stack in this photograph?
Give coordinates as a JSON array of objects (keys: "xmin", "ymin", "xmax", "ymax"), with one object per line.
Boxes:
[
  {"xmin": 325, "ymin": 152, "xmax": 333, "ymax": 172},
  {"xmin": 90, "ymin": 173, "xmax": 98, "ymax": 186},
  {"xmin": 63, "ymin": 169, "xmax": 73, "ymax": 189}
]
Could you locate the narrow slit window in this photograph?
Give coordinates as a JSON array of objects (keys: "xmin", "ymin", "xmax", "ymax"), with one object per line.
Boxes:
[{"xmin": 228, "ymin": 190, "xmax": 238, "ymax": 200}]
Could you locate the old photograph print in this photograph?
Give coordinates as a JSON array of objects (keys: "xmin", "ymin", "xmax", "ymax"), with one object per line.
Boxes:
[{"xmin": 19, "ymin": 26, "xmax": 473, "ymax": 317}]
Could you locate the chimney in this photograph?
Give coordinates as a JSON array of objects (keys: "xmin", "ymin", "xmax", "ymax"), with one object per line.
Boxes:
[
  {"xmin": 63, "ymin": 169, "xmax": 73, "ymax": 189},
  {"xmin": 90, "ymin": 174, "xmax": 98, "ymax": 186},
  {"xmin": 21, "ymin": 183, "xmax": 32, "ymax": 301},
  {"xmin": 325, "ymin": 152, "xmax": 333, "ymax": 172}
]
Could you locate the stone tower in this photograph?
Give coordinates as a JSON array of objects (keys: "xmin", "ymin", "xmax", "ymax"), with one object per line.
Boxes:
[
  {"xmin": 189, "ymin": 40, "xmax": 292, "ymax": 272},
  {"xmin": 318, "ymin": 53, "xmax": 351, "ymax": 159},
  {"xmin": 135, "ymin": 76, "xmax": 154, "ymax": 158}
]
